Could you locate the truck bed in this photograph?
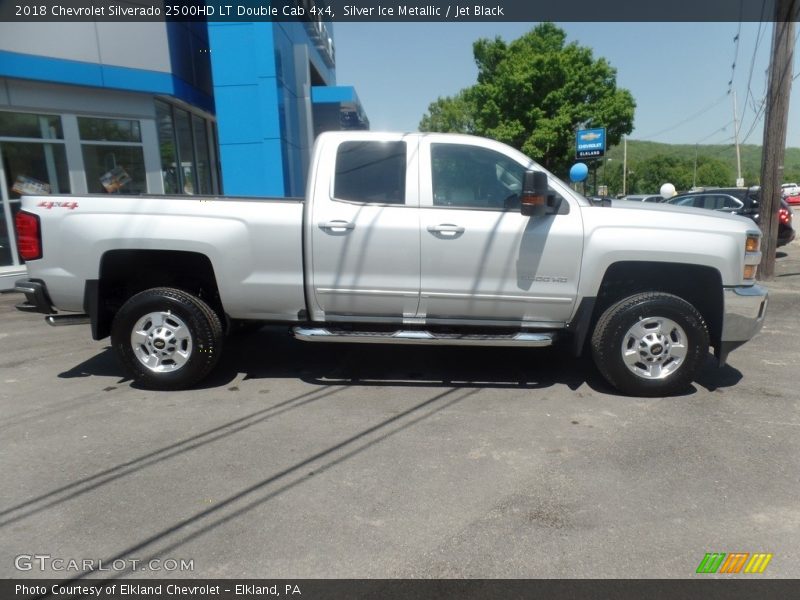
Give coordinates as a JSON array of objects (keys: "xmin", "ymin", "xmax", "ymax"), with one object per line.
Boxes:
[{"xmin": 21, "ymin": 193, "xmax": 308, "ymax": 321}]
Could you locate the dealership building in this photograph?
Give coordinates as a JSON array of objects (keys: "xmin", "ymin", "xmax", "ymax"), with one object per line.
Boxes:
[{"xmin": 0, "ymin": 19, "xmax": 368, "ymax": 289}]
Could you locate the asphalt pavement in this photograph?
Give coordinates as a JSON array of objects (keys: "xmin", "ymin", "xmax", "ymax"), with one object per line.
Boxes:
[{"xmin": 1, "ymin": 244, "xmax": 798, "ymax": 579}]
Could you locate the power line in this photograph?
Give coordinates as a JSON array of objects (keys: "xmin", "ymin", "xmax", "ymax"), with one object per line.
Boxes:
[
  {"xmin": 739, "ymin": 99, "xmax": 766, "ymax": 145},
  {"xmin": 696, "ymin": 121, "xmax": 734, "ymax": 144},
  {"xmin": 636, "ymin": 93, "xmax": 728, "ymax": 141},
  {"xmin": 742, "ymin": 21, "xmax": 798, "ymax": 146},
  {"xmin": 705, "ymin": 142, "xmax": 737, "ymax": 158},
  {"xmin": 743, "ymin": 2, "xmax": 768, "ymax": 116},
  {"xmin": 728, "ymin": 18, "xmax": 742, "ymax": 92}
]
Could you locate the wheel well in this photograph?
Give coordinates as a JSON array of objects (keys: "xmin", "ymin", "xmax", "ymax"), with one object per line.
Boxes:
[
  {"xmin": 590, "ymin": 261, "xmax": 723, "ymax": 352},
  {"xmin": 91, "ymin": 250, "xmax": 222, "ymax": 339}
]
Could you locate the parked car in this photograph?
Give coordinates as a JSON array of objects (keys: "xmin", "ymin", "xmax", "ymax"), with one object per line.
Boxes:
[
  {"xmin": 622, "ymin": 194, "xmax": 665, "ymax": 203},
  {"xmin": 785, "ymin": 193, "xmax": 800, "ymax": 207},
  {"xmin": 666, "ymin": 187, "xmax": 795, "ymax": 247},
  {"xmin": 781, "ymin": 182, "xmax": 800, "ymax": 197}
]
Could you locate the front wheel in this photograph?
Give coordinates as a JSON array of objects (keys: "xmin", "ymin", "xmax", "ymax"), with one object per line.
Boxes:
[
  {"xmin": 590, "ymin": 292, "xmax": 709, "ymax": 397},
  {"xmin": 111, "ymin": 287, "xmax": 223, "ymax": 390}
]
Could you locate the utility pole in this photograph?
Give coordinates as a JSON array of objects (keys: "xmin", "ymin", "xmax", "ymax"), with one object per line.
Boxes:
[
  {"xmin": 693, "ymin": 143, "xmax": 698, "ymax": 188},
  {"xmin": 758, "ymin": 0, "xmax": 796, "ymax": 281},
  {"xmin": 622, "ymin": 136, "xmax": 627, "ymax": 196},
  {"xmin": 732, "ymin": 90, "xmax": 743, "ymax": 186}
]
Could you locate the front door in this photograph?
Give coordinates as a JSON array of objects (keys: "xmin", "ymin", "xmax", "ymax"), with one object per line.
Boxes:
[{"xmin": 418, "ymin": 137, "xmax": 584, "ymax": 326}]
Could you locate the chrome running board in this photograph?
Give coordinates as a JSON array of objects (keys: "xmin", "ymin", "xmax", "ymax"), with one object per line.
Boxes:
[
  {"xmin": 46, "ymin": 314, "xmax": 90, "ymax": 326},
  {"xmin": 292, "ymin": 327, "xmax": 555, "ymax": 347}
]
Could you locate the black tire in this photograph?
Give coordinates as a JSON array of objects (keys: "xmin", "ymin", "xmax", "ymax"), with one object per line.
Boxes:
[
  {"xmin": 590, "ymin": 292, "xmax": 709, "ymax": 397},
  {"xmin": 111, "ymin": 287, "xmax": 223, "ymax": 390}
]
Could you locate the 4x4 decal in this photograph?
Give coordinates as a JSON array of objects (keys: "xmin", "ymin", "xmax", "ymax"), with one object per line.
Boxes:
[{"xmin": 38, "ymin": 201, "xmax": 79, "ymax": 210}]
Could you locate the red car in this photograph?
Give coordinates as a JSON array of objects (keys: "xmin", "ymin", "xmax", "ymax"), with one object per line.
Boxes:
[{"xmin": 785, "ymin": 194, "xmax": 800, "ymax": 207}]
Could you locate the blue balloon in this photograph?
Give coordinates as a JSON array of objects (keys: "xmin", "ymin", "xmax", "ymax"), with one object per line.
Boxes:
[{"xmin": 570, "ymin": 162, "xmax": 589, "ymax": 182}]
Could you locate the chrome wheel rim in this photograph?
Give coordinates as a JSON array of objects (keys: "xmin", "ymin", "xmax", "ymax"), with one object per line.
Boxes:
[
  {"xmin": 130, "ymin": 311, "xmax": 192, "ymax": 373},
  {"xmin": 621, "ymin": 316, "xmax": 688, "ymax": 380}
]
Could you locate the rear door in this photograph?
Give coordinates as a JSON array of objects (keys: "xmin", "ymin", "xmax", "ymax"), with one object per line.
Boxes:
[{"xmin": 307, "ymin": 134, "xmax": 421, "ymax": 322}]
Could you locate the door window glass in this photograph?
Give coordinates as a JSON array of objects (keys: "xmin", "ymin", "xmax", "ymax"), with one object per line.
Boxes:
[
  {"xmin": 334, "ymin": 141, "xmax": 406, "ymax": 204},
  {"xmin": 431, "ymin": 144, "xmax": 525, "ymax": 210},
  {"xmin": 720, "ymin": 195, "xmax": 743, "ymax": 210}
]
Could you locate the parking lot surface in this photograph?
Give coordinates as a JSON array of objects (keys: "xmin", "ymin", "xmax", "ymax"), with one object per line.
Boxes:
[{"xmin": 1, "ymin": 244, "xmax": 799, "ymax": 579}]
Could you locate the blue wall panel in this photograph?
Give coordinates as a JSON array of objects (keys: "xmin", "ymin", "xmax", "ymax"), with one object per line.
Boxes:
[
  {"xmin": 217, "ymin": 141, "xmax": 287, "ymax": 197},
  {"xmin": 209, "ymin": 20, "xmax": 357, "ymax": 197},
  {"xmin": 209, "ymin": 22, "xmax": 286, "ymax": 196},
  {"xmin": 213, "ymin": 85, "xmax": 263, "ymax": 144}
]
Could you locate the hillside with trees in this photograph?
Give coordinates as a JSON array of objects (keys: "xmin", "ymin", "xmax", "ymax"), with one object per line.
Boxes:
[{"xmin": 594, "ymin": 140, "xmax": 800, "ymax": 196}]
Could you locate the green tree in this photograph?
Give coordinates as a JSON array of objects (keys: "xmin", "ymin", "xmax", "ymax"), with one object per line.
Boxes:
[
  {"xmin": 694, "ymin": 156, "xmax": 734, "ymax": 188},
  {"xmin": 418, "ymin": 92, "xmax": 475, "ymax": 134},
  {"xmin": 419, "ymin": 23, "xmax": 635, "ymax": 177},
  {"xmin": 633, "ymin": 155, "xmax": 693, "ymax": 193},
  {"xmin": 626, "ymin": 154, "xmax": 734, "ymax": 194}
]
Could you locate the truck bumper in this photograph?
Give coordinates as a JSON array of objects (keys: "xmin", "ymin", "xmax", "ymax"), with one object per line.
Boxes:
[
  {"xmin": 15, "ymin": 278, "xmax": 91, "ymax": 327},
  {"xmin": 716, "ymin": 284, "xmax": 768, "ymax": 366},
  {"xmin": 14, "ymin": 278, "xmax": 55, "ymax": 314}
]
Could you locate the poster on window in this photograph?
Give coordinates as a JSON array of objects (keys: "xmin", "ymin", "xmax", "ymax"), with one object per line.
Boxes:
[
  {"xmin": 100, "ymin": 165, "xmax": 132, "ymax": 193},
  {"xmin": 11, "ymin": 175, "xmax": 51, "ymax": 196}
]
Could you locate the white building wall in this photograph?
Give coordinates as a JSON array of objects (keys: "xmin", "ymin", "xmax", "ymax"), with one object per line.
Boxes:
[{"xmin": 0, "ymin": 22, "xmax": 171, "ymax": 72}]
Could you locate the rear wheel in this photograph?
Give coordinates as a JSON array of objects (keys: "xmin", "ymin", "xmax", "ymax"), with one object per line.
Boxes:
[
  {"xmin": 111, "ymin": 287, "xmax": 223, "ymax": 390},
  {"xmin": 591, "ymin": 292, "xmax": 709, "ymax": 397}
]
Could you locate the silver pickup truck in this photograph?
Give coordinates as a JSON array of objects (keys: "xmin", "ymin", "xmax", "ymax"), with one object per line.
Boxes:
[{"xmin": 14, "ymin": 131, "xmax": 767, "ymax": 396}]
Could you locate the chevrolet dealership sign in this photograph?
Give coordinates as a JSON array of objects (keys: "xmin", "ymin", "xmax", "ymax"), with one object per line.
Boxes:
[{"xmin": 576, "ymin": 128, "xmax": 606, "ymax": 159}]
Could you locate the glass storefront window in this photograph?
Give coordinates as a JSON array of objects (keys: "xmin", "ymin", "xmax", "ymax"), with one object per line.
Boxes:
[
  {"xmin": 155, "ymin": 100, "xmax": 179, "ymax": 194},
  {"xmin": 192, "ymin": 116, "xmax": 212, "ymax": 195},
  {"xmin": 1, "ymin": 139, "xmax": 70, "ymax": 267},
  {"xmin": 78, "ymin": 116, "xmax": 146, "ymax": 195},
  {"xmin": 81, "ymin": 145, "xmax": 146, "ymax": 195},
  {"xmin": 174, "ymin": 109, "xmax": 196, "ymax": 194},
  {"xmin": 153, "ymin": 101, "xmax": 218, "ymax": 196},
  {"xmin": 0, "ymin": 210, "xmax": 12, "ymax": 267},
  {"xmin": 0, "ymin": 112, "xmax": 63, "ymax": 139},
  {"xmin": 78, "ymin": 117, "xmax": 141, "ymax": 143}
]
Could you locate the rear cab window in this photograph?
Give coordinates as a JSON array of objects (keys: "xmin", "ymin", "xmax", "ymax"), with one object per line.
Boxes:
[{"xmin": 333, "ymin": 141, "xmax": 406, "ymax": 204}]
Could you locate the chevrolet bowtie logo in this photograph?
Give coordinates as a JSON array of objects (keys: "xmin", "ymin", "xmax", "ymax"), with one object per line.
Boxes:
[{"xmin": 579, "ymin": 132, "xmax": 602, "ymax": 141}]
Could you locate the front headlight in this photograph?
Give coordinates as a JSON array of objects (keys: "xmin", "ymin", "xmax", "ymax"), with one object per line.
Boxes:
[{"xmin": 743, "ymin": 233, "xmax": 761, "ymax": 281}]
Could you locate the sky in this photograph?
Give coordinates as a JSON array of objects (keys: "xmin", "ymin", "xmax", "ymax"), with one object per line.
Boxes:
[{"xmin": 333, "ymin": 22, "xmax": 800, "ymax": 149}]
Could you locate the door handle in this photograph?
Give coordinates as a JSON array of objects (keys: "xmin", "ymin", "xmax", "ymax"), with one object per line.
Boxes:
[
  {"xmin": 427, "ymin": 224, "xmax": 465, "ymax": 235},
  {"xmin": 319, "ymin": 220, "xmax": 355, "ymax": 231}
]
